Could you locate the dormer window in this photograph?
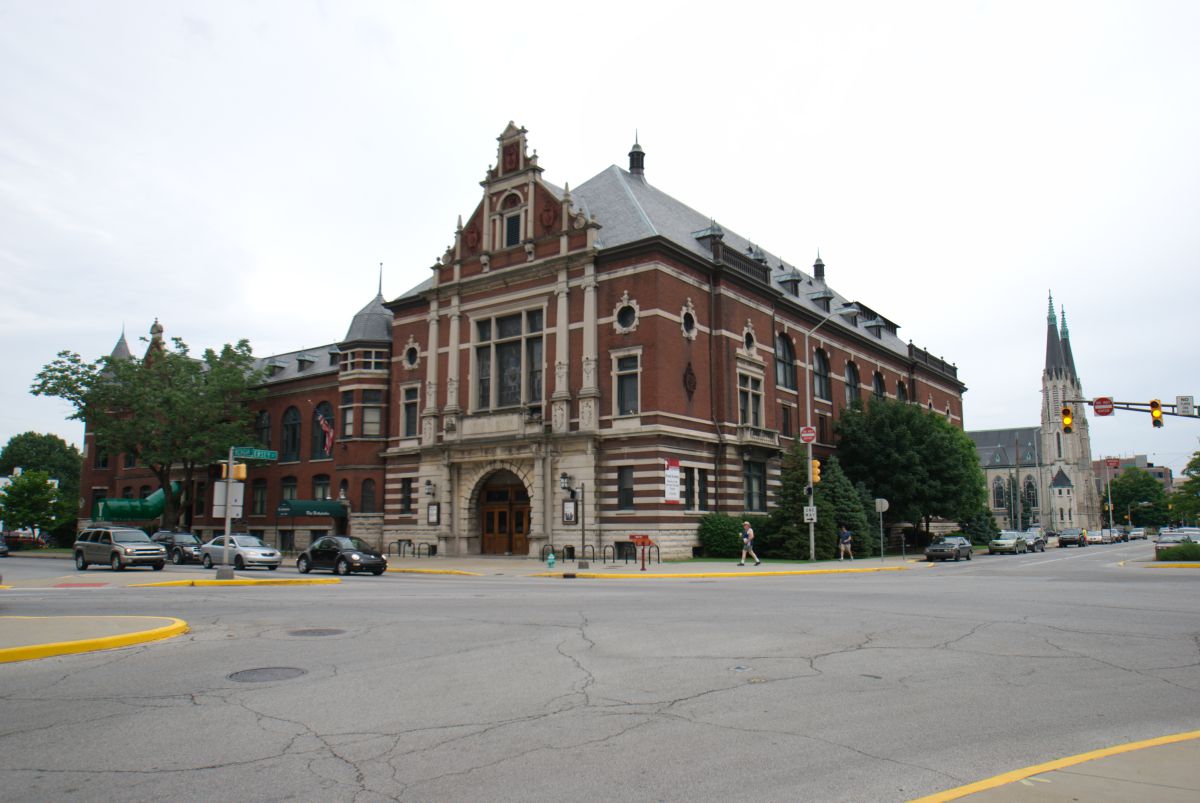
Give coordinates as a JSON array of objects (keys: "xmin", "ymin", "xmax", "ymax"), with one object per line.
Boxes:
[
  {"xmin": 266, "ymin": 357, "xmax": 288, "ymax": 377},
  {"xmin": 296, "ymin": 352, "xmax": 316, "ymax": 371}
]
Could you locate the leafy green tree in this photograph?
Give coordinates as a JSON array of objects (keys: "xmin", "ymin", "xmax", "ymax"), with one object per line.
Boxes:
[
  {"xmin": 1110, "ymin": 467, "xmax": 1169, "ymax": 527},
  {"xmin": 31, "ymin": 337, "xmax": 263, "ymax": 529},
  {"xmin": 835, "ymin": 398, "xmax": 986, "ymax": 536},
  {"xmin": 0, "ymin": 432, "xmax": 82, "ymax": 541},
  {"xmin": 1168, "ymin": 449, "xmax": 1200, "ymax": 527},
  {"xmin": 0, "ymin": 470, "xmax": 70, "ymax": 537},
  {"xmin": 960, "ymin": 507, "xmax": 1000, "ymax": 545}
]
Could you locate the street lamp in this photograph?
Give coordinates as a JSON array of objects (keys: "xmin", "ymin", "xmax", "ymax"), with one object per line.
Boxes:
[
  {"xmin": 560, "ymin": 472, "xmax": 585, "ymax": 562},
  {"xmin": 1126, "ymin": 500, "xmax": 1151, "ymax": 528},
  {"xmin": 803, "ymin": 304, "xmax": 857, "ymax": 561}
]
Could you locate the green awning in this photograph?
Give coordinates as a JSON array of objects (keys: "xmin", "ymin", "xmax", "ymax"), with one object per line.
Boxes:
[
  {"xmin": 274, "ymin": 499, "xmax": 347, "ymax": 519},
  {"xmin": 97, "ymin": 483, "xmax": 181, "ymax": 521}
]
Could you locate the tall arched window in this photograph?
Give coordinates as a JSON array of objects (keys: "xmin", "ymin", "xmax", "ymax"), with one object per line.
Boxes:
[
  {"xmin": 873, "ymin": 372, "xmax": 886, "ymax": 401},
  {"xmin": 281, "ymin": 407, "xmax": 301, "ymax": 461},
  {"xmin": 897, "ymin": 381, "xmax": 908, "ymax": 402},
  {"xmin": 312, "ymin": 401, "xmax": 334, "ymax": 459},
  {"xmin": 1023, "ymin": 476, "xmax": 1038, "ymax": 510},
  {"xmin": 774, "ymin": 334, "xmax": 796, "ymax": 390},
  {"xmin": 361, "ymin": 478, "xmax": 377, "ymax": 513},
  {"xmin": 813, "ymin": 349, "xmax": 831, "ymax": 401},
  {"xmin": 312, "ymin": 474, "xmax": 331, "ymax": 500},
  {"xmin": 844, "ymin": 362, "xmax": 861, "ymax": 406},
  {"xmin": 254, "ymin": 411, "xmax": 271, "ymax": 448},
  {"xmin": 992, "ymin": 477, "xmax": 1006, "ymax": 509}
]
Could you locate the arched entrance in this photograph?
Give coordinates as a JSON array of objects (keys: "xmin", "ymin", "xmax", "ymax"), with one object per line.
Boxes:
[{"xmin": 479, "ymin": 470, "xmax": 530, "ymax": 555}]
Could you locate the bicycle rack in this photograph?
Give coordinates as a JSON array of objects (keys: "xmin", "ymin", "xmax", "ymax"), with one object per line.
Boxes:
[
  {"xmin": 416, "ymin": 542, "xmax": 435, "ymax": 558},
  {"xmin": 602, "ymin": 544, "xmax": 616, "ymax": 563},
  {"xmin": 388, "ymin": 540, "xmax": 414, "ymax": 559},
  {"xmin": 540, "ymin": 543, "xmax": 558, "ymax": 561},
  {"xmin": 581, "ymin": 544, "xmax": 595, "ymax": 561}
]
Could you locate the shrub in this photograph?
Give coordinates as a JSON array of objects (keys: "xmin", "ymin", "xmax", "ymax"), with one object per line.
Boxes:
[
  {"xmin": 698, "ymin": 513, "xmax": 773, "ymax": 558},
  {"xmin": 1157, "ymin": 542, "xmax": 1200, "ymax": 561}
]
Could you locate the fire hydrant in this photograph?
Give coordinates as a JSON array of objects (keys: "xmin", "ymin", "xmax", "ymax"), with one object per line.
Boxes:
[{"xmin": 547, "ymin": 549, "xmax": 556, "ymax": 569}]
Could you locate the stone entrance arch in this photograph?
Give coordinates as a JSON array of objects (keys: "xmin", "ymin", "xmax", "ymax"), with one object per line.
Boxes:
[{"xmin": 461, "ymin": 463, "xmax": 535, "ymax": 556}]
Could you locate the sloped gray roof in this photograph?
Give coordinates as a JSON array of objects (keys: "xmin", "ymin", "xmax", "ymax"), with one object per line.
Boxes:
[
  {"xmin": 967, "ymin": 426, "xmax": 1042, "ymax": 469},
  {"xmin": 342, "ymin": 292, "xmax": 391, "ymax": 344},
  {"xmin": 1050, "ymin": 468, "xmax": 1074, "ymax": 488},
  {"xmin": 251, "ymin": 344, "xmax": 340, "ymax": 386},
  {"xmin": 110, "ymin": 332, "xmax": 132, "ymax": 361}
]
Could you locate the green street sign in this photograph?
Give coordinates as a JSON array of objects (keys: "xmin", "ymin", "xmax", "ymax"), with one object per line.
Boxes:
[{"xmin": 232, "ymin": 447, "xmax": 278, "ymax": 461}]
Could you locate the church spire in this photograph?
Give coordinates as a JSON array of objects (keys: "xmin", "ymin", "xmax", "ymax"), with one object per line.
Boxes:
[
  {"xmin": 1060, "ymin": 305, "xmax": 1078, "ymax": 380},
  {"xmin": 1044, "ymin": 292, "xmax": 1065, "ymax": 377}
]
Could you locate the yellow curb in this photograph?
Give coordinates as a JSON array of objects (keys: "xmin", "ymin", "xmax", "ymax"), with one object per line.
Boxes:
[
  {"xmin": 909, "ymin": 728, "xmax": 1200, "ymax": 802},
  {"xmin": 1146, "ymin": 562, "xmax": 1200, "ymax": 569},
  {"xmin": 0, "ymin": 616, "xmax": 188, "ymax": 664},
  {"xmin": 532, "ymin": 566, "xmax": 909, "ymax": 579},
  {"xmin": 131, "ymin": 578, "xmax": 341, "ymax": 587},
  {"xmin": 0, "ymin": 585, "xmax": 10, "ymax": 589},
  {"xmin": 386, "ymin": 568, "xmax": 482, "ymax": 576}
]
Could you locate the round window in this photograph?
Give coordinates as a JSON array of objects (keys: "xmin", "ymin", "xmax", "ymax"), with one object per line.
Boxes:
[
  {"xmin": 405, "ymin": 347, "xmax": 418, "ymax": 366},
  {"xmin": 744, "ymin": 332, "xmax": 755, "ymax": 350},
  {"xmin": 682, "ymin": 312, "xmax": 696, "ymax": 335},
  {"xmin": 617, "ymin": 305, "xmax": 637, "ymax": 329}
]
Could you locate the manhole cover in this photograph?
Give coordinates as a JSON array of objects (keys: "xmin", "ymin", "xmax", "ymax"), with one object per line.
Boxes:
[
  {"xmin": 287, "ymin": 628, "xmax": 345, "ymax": 637},
  {"xmin": 228, "ymin": 667, "xmax": 307, "ymax": 683},
  {"xmin": 730, "ymin": 665, "xmax": 751, "ymax": 672}
]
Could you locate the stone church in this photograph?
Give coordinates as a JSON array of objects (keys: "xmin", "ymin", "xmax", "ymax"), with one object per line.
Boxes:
[{"xmin": 968, "ymin": 296, "xmax": 1101, "ymax": 532}]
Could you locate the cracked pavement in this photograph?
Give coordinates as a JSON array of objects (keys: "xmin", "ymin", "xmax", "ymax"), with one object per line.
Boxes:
[{"xmin": 1, "ymin": 542, "xmax": 1198, "ymax": 801}]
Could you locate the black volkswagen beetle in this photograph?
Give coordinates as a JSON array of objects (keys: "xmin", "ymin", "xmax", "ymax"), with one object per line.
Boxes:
[{"xmin": 297, "ymin": 536, "xmax": 387, "ymax": 575}]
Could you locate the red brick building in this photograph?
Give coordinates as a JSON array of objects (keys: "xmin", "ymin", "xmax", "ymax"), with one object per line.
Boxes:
[{"xmin": 81, "ymin": 123, "xmax": 966, "ymax": 558}]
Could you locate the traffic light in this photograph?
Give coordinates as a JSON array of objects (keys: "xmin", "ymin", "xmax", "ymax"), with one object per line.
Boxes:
[
  {"xmin": 1061, "ymin": 406, "xmax": 1073, "ymax": 434},
  {"xmin": 1150, "ymin": 399, "xmax": 1163, "ymax": 428},
  {"xmin": 811, "ymin": 459, "xmax": 822, "ymax": 484},
  {"xmin": 221, "ymin": 463, "xmax": 247, "ymax": 480}
]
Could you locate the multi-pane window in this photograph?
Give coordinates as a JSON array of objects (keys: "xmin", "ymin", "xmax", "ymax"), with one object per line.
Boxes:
[
  {"xmin": 313, "ymin": 474, "xmax": 331, "ymax": 500},
  {"xmin": 361, "ymin": 390, "xmax": 384, "ymax": 436},
  {"xmin": 683, "ymin": 467, "xmax": 710, "ymax": 511},
  {"xmin": 123, "ymin": 452, "xmax": 136, "ymax": 468},
  {"xmin": 94, "ymin": 450, "xmax": 109, "ymax": 469},
  {"xmin": 873, "ymin": 372, "xmax": 886, "ymax": 401},
  {"xmin": 845, "ymin": 362, "xmax": 861, "ymax": 407},
  {"xmin": 121, "ymin": 486, "xmax": 134, "ymax": 499},
  {"xmin": 361, "ymin": 479, "xmax": 377, "ymax": 513},
  {"xmin": 251, "ymin": 479, "xmax": 267, "ymax": 515},
  {"xmin": 775, "ymin": 334, "xmax": 797, "ymax": 390},
  {"xmin": 505, "ymin": 214, "xmax": 521, "ymax": 247},
  {"xmin": 817, "ymin": 414, "xmax": 828, "ymax": 444},
  {"xmin": 1023, "ymin": 478, "xmax": 1038, "ymax": 510},
  {"xmin": 400, "ymin": 478, "xmax": 413, "ymax": 514},
  {"xmin": 743, "ymin": 461, "xmax": 766, "ymax": 511},
  {"xmin": 254, "ymin": 411, "xmax": 271, "ymax": 447},
  {"xmin": 738, "ymin": 374, "xmax": 763, "ymax": 427},
  {"xmin": 993, "ymin": 478, "xmax": 1006, "ymax": 508},
  {"xmin": 780, "ymin": 405, "xmax": 794, "ymax": 437},
  {"xmin": 340, "ymin": 391, "xmax": 354, "ymax": 437},
  {"xmin": 312, "ymin": 401, "xmax": 334, "ymax": 459},
  {"xmin": 813, "ymin": 349, "xmax": 831, "ymax": 401},
  {"xmin": 281, "ymin": 407, "xmax": 301, "ymax": 461},
  {"xmin": 615, "ymin": 354, "xmax": 640, "ymax": 416},
  {"xmin": 281, "ymin": 476, "xmax": 297, "ymax": 501},
  {"xmin": 402, "ymin": 386, "xmax": 419, "ymax": 437},
  {"xmin": 897, "ymin": 381, "xmax": 908, "ymax": 402},
  {"xmin": 617, "ymin": 466, "xmax": 635, "ymax": 509},
  {"xmin": 475, "ymin": 310, "xmax": 544, "ymax": 410},
  {"xmin": 341, "ymin": 350, "xmax": 388, "ymax": 372}
]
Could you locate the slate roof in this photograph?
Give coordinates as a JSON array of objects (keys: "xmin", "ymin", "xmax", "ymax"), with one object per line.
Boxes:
[
  {"xmin": 251, "ymin": 343, "xmax": 340, "ymax": 386},
  {"xmin": 341, "ymin": 292, "xmax": 391, "ymax": 344},
  {"xmin": 1050, "ymin": 468, "xmax": 1074, "ymax": 488},
  {"xmin": 968, "ymin": 426, "xmax": 1043, "ymax": 469},
  {"xmin": 109, "ymin": 332, "xmax": 132, "ymax": 361}
]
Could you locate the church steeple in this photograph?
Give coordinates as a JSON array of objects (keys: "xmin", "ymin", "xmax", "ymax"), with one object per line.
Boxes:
[
  {"xmin": 1044, "ymin": 292, "xmax": 1065, "ymax": 378},
  {"xmin": 1060, "ymin": 305, "xmax": 1078, "ymax": 380}
]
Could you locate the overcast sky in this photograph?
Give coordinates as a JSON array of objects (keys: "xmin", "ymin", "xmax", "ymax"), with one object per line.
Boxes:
[{"xmin": 2, "ymin": 1, "xmax": 1197, "ymax": 475}]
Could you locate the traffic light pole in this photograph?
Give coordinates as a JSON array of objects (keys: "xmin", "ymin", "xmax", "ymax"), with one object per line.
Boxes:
[
  {"xmin": 803, "ymin": 306, "xmax": 854, "ymax": 563},
  {"xmin": 217, "ymin": 446, "xmax": 235, "ymax": 580}
]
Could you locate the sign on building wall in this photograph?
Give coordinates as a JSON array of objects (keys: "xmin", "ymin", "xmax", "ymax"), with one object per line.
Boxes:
[{"xmin": 664, "ymin": 459, "xmax": 681, "ymax": 504}]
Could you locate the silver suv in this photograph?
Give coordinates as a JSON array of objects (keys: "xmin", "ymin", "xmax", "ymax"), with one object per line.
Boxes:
[{"xmin": 75, "ymin": 527, "xmax": 167, "ymax": 571}]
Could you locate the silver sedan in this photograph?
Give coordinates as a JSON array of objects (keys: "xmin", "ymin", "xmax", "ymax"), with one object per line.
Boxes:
[{"xmin": 201, "ymin": 534, "xmax": 281, "ymax": 570}]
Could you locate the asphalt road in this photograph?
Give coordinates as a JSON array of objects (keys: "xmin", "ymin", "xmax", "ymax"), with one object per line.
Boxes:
[{"xmin": 1, "ymin": 542, "xmax": 1197, "ymax": 802}]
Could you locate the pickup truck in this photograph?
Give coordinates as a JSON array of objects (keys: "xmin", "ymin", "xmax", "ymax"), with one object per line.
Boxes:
[{"xmin": 1058, "ymin": 528, "xmax": 1088, "ymax": 547}]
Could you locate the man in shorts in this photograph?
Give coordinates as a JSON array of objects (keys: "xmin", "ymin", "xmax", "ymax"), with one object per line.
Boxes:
[
  {"xmin": 739, "ymin": 521, "xmax": 761, "ymax": 566},
  {"xmin": 839, "ymin": 526, "xmax": 854, "ymax": 560}
]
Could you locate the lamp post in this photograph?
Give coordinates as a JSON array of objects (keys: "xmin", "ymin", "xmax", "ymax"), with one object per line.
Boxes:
[
  {"xmin": 1126, "ymin": 500, "xmax": 1151, "ymax": 528},
  {"xmin": 560, "ymin": 472, "xmax": 584, "ymax": 562},
  {"xmin": 803, "ymin": 304, "xmax": 857, "ymax": 561}
]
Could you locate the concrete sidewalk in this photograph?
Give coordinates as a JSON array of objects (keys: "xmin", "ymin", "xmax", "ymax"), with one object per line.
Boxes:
[{"xmin": 0, "ymin": 615, "xmax": 187, "ymax": 663}]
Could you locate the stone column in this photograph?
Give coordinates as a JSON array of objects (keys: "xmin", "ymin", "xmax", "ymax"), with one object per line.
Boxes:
[
  {"xmin": 422, "ymin": 301, "xmax": 440, "ymax": 445},
  {"xmin": 551, "ymin": 268, "xmax": 570, "ymax": 433},
  {"xmin": 578, "ymin": 262, "xmax": 600, "ymax": 432}
]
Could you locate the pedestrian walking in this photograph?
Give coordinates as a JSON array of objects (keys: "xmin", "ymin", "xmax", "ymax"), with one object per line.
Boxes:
[
  {"xmin": 838, "ymin": 526, "xmax": 854, "ymax": 560},
  {"xmin": 739, "ymin": 521, "xmax": 761, "ymax": 566}
]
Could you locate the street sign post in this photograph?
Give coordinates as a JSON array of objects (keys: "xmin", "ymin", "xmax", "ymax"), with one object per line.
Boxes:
[
  {"xmin": 799, "ymin": 426, "xmax": 817, "ymax": 444},
  {"xmin": 1093, "ymin": 397, "xmax": 1114, "ymax": 416},
  {"xmin": 803, "ymin": 506, "xmax": 817, "ymax": 523},
  {"xmin": 232, "ymin": 447, "xmax": 278, "ymax": 461},
  {"xmin": 1105, "ymin": 458, "xmax": 1120, "ymax": 469},
  {"xmin": 1178, "ymin": 396, "xmax": 1195, "ymax": 417}
]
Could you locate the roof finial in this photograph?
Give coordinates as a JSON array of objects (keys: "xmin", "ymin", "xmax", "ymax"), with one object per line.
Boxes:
[
  {"xmin": 378, "ymin": 262, "xmax": 383, "ymax": 297},
  {"xmin": 1060, "ymin": 305, "xmax": 1069, "ymax": 338},
  {"xmin": 629, "ymin": 132, "xmax": 645, "ymax": 177},
  {"xmin": 1047, "ymin": 291, "xmax": 1057, "ymax": 325}
]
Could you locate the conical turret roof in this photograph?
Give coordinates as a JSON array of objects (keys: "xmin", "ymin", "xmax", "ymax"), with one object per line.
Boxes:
[
  {"xmin": 1044, "ymin": 293, "xmax": 1066, "ymax": 378},
  {"xmin": 341, "ymin": 292, "xmax": 391, "ymax": 345}
]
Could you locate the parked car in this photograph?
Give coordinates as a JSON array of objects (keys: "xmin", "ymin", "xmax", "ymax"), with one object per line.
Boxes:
[
  {"xmin": 74, "ymin": 527, "xmax": 167, "ymax": 571},
  {"xmin": 0, "ymin": 534, "xmax": 8, "ymax": 557},
  {"xmin": 1024, "ymin": 529, "xmax": 1047, "ymax": 552},
  {"xmin": 1058, "ymin": 528, "xmax": 1088, "ymax": 547},
  {"xmin": 924, "ymin": 536, "xmax": 973, "ymax": 562},
  {"xmin": 1154, "ymin": 533, "xmax": 1196, "ymax": 556},
  {"xmin": 1088, "ymin": 530, "xmax": 1111, "ymax": 545},
  {"xmin": 151, "ymin": 530, "xmax": 204, "ymax": 565},
  {"xmin": 1128, "ymin": 528, "xmax": 1147, "ymax": 540},
  {"xmin": 201, "ymin": 534, "xmax": 281, "ymax": 570},
  {"xmin": 988, "ymin": 531, "xmax": 1029, "ymax": 554},
  {"xmin": 297, "ymin": 536, "xmax": 388, "ymax": 575}
]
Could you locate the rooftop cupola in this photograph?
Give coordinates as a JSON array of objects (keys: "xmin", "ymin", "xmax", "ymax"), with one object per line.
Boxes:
[
  {"xmin": 628, "ymin": 134, "xmax": 645, "ymax": 178},
  {"xmin": 813, "ymin": 253, "xmax": 825, "ymax": 282}
]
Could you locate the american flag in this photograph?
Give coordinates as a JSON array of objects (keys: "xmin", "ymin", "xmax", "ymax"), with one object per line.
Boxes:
[{"xmin": 318, "ymin": 413, "xmax": 335, "ymax": 454}]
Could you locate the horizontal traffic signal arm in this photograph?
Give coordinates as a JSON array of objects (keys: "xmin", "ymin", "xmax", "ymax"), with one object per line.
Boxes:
[{"xmin": 1063, "ymin": 399, "xmax": 1195, "ymax": 419}]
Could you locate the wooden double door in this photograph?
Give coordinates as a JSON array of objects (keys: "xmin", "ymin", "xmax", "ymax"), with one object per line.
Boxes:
[{"xmin": 480, "ymin": 476, "xmax": 530, "ymax": 555}]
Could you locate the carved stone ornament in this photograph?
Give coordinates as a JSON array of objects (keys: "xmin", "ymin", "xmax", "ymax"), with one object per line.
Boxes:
[
  {"xmin": 580, "ymin": 398, "xmax": 596, "ymax": 430},
  {"xmin": 443, "ymin": 415, "xmax": 457, "ymax": 432},
  {"xmin": 464, "ymin": 227, "xmax": 479, "ymax": 249},
  {"xmin": 539, "ymin": 200, "xmax": 557, "ymax": 231},
  {"xmin": 422, "ymin": 417, "xmax": 435, "ymax": 443},
  {"xmin": 684, "ymin": 362, "xmax": 698, "ymax": 400},
  {"xmin": 555, "ymin": 360, "xmax": 568, "ymax": 390},
  {"xmin": 740, "ymin": 319, "xmax": 758, "ymax": 355},
  {"xmin": 446, "ymin": 377, "xmax": 458, "ymax": 403},
  {"xmin": 612, "ymin": 290, "xmax": 640, "ymax": 335},
  {"xmin": 552, "ymin": 401, "xmax": 567, "ymax": 432},
  {"xmin": 403, "ymin": 335, "xmax": 421, "ymax": 370},
  {"xmin": 480, "ymin": 253, "xmax": 490, "ymax": 272},
  {"xmin": 582, "ymin": 357, "xmax": 597, "ymax": 389}
]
